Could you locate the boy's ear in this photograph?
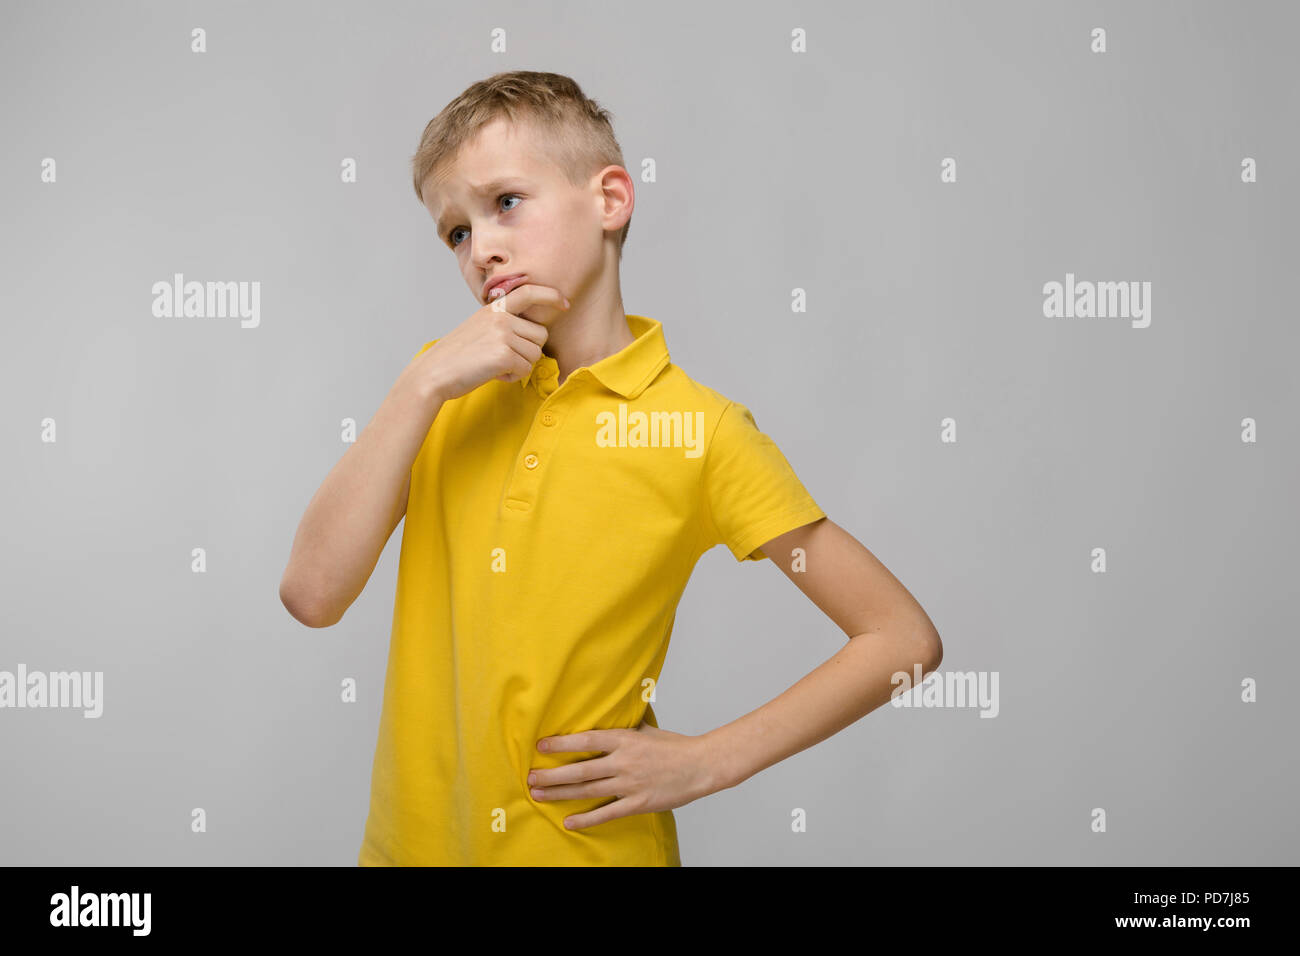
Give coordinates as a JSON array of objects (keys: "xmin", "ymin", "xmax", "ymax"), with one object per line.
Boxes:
[{"xmin": 597, "ymin": 166, "xmax": 634, "ymax": 234}]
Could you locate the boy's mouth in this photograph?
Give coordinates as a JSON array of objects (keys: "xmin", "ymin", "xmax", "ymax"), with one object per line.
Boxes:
[{"xmin": 483, "ymin": 273, "xmax": 527, "ymax": 303}]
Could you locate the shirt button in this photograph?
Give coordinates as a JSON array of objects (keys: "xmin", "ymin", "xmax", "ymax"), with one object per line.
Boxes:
[
  {"xmin": 524, "ymin": 454, "xmax": 539, "ymax": 469},
  {"xmin": 541, "ymin": 412, "xmax": 555, "ymax": 426}
]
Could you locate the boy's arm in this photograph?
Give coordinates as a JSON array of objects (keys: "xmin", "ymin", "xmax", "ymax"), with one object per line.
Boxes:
[
  {"xmin": 700, "ymin": 517, "xmax": 943, "ymax": 792},
  {"xmin": 278, "ymin": 354, "xmax": 447, "ymax": 628}
]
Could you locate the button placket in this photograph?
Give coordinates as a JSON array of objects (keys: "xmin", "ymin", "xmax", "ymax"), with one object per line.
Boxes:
[{"xmin": 504, "ymin": 380, "xmax": 576, "ymax": 511}]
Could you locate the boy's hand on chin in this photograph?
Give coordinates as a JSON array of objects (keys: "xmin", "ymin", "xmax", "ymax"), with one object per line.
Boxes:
[{"xmin": 417, "ymin": 283, "xmax": 570, "ymax": 400}]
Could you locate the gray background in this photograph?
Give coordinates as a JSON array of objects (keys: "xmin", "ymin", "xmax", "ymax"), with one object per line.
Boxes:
[{"xmin": 2, "ymin": 0, "xmax": 1296, "ymax": 865}]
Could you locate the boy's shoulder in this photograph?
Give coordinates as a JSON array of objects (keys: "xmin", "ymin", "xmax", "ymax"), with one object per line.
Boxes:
[
  {"xmin": 652, "ymin": 357, "xmax": 738, "ymax": 410},
  {"xmin": 657, "ymin": 361, "xmax": 762, "ymax": 433}
]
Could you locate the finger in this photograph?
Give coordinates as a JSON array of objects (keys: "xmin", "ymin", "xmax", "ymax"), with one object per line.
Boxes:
[
  {"xmin": 531, "ymin": 777, "xmax": 620, "ymax": 802},
  {"xmin": 483, "ymin": 306, "xmax": 548, "ymax": 364},
  {"xmin": 506, "ymin": 334, "xmax": 544, "ymax": 368},
  {"xmin": 490, "ymin": 283, "xmax": 568, "ymax": 323},
  {"xmin": 532, "ymin": 754, "xmax": 616, "ymax": 787},
  {"xmin": 539, "ymin": 732, "xmax": 609, "ymax": 755},
  {"xmin": 506, "ymin": 315, "xmax": 548, "ymax": 350},
  {"xmin": 562, "ymin": 798, "xmax": 625, "ymax": 831},
  {"xmin": 494, "ymin": 349, "xmax": 534, "ymax": 383},
  {"xmin": 490, "ymin": 332, "xmax": 543, "ymax": 382}
]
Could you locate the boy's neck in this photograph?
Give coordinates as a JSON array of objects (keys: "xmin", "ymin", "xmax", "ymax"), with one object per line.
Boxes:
[{"xmin": 543, "ymin": 299, "xmax": 636, "ymax": 387}]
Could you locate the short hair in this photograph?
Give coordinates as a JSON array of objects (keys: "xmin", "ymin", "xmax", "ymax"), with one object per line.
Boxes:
[{"xmin": 411, "ymin": 71, "xmax": 631, "ymax": 257}]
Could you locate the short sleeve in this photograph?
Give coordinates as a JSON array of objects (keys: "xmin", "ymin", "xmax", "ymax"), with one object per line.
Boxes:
[{"xmin": 699, "ymin": 400, "xmax": 826, "ymax": 562}]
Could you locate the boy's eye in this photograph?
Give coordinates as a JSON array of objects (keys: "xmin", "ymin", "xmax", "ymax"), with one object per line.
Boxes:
[{"xmin": 448, "ymin": 193, "xmax": 523, "ymax": 248}]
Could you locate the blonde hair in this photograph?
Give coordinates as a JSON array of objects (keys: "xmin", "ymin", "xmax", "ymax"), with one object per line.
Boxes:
[{"xmin": 411, "ymin": 71, "xmax": 631, "ymax": 257}]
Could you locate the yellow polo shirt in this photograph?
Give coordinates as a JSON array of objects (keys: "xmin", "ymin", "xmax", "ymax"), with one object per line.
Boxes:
[{"xmin": 358, "ymin": 313, "xmax": 825, "ymax": 866}]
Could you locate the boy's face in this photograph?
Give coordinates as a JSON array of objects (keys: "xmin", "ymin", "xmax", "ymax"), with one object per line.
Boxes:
[{"xmin": 422, "ymin": 117, "xmax": 617, "ymax": 316}]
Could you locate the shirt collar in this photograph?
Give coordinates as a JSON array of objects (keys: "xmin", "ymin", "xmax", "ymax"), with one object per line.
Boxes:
[{"xmin": 521, "ymin": 314, "xmax": 670, "ymax": 399}]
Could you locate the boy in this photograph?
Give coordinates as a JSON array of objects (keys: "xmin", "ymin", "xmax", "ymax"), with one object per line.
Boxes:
[{"xmin": 279, "ymin": 71, "xmax": 942, "ymax": 866}]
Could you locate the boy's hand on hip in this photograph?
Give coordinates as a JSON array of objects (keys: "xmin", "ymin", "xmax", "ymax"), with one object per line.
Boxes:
[{"xmin": 528, "ymin": 721, "xmax": 718, "ymax": 830}]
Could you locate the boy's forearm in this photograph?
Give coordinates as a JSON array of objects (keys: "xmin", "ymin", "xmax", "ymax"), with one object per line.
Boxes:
[
  {"xmin": 699, "ymin": 620, "xmax": 942, "ymax": 793},
  {"xmin": 279, "ymin": 364, "xmax": 445, "ymax": 626}
]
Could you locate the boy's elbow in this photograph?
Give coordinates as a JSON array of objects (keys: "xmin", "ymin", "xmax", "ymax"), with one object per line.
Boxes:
[
  {"xmin": 280, "ymin": 578, "xmax": 339, "ymax": 629},
  {"xmin": 912, "ymin": 618, "xmax": 942, "ymax": 672},
  {"xmin": 926, "ymin": 631, "xmax": 943, "ymax": 670}
]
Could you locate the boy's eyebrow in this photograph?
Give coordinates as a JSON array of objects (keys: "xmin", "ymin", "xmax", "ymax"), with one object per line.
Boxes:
[{"xmin": 434, "ymin": 177, "xmax": 530, "ymax": 236}]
